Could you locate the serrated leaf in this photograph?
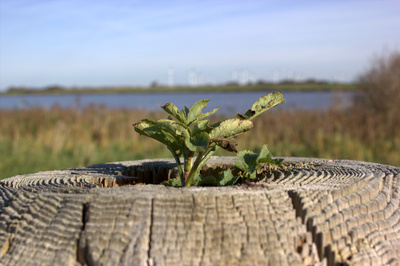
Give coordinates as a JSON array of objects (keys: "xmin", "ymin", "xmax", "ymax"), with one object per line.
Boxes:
[
  {"xmin": 209, "ymin": 118, "xmax": 253, "ymax": 139},
  {"xmin": 257, "ymin": 144, "xmax": 283, "ymax": 166},
  {"xmin": 238, "ymin": 92, "xmax": 285, "ymax": 120},
  {"xmin": 234, "ymin": 145, "xmax": 284, "ymax": 180},
  {"xmin": 235, "ymin": 150, "xmax": 260, "ymax": 180},
  {"xmin": 237, "ymin": 149, "xmax": 258, "ymax": 169},
  {"xmin": 218, "ymin": 170, "xmax": 240, "ymax": 186}
]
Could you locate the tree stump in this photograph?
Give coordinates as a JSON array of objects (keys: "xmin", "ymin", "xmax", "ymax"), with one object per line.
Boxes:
[{"xmin": 0, "ymin": 157, "xmax": 399, "ymax": 265}]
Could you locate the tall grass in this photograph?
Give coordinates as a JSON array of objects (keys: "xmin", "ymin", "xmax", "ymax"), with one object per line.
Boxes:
[
  {"xmin": 0, "ymin": 105, "xmax": 170, "ymax": 179},
  {"xmin": 1, "ymin": 102, "xmax": 399, "ymax": 180},
  {"xmin": 1, "ymin": 52, "xmax": 399, "ymax": 179}
]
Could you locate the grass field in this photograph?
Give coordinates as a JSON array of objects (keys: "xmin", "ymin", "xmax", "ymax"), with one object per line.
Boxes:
[{"xmin": 1, "ymin": 102, "xmax": 398, "ymax": 180}]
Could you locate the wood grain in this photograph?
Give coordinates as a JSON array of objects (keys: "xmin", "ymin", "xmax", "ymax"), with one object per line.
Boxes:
[{"xmin": 0, "ymin": 157, "xmax": 399, "ymax": 265}]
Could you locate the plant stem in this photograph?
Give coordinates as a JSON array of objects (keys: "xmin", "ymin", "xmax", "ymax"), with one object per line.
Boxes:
[
  {"xmin": 168, "ymin": 147, "xmax": 185, "ymax": 186},
  {"xmin": 185, "ymin": 145, "xmax": 218, "ymax": 187},
  {"xmin": 185, "ymin": 151, "xmax": 205, "ymax": 187},
  {"xmin": 197, "ymin": 145, "xmax": 217, "ymax": 170},
  {"xmin": 183, "ymin": 152, "xmax": 194, "ymax": 186}
]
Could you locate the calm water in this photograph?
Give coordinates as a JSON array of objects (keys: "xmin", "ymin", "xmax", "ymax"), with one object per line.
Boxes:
[{"xmin": 0, "ymin": 91, "xmax": 354, "ymax": 115}]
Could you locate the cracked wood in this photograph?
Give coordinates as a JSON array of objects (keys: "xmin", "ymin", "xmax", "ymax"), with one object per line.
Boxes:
[{"xmin": 0, "ymin": 157, "xmax": 399, "ymax": 265}]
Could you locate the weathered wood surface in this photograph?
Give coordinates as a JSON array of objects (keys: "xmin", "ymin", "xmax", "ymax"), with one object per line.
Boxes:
[{"xmin": 0, "ymin": 157, "xmax": 399, "ymax": 266}]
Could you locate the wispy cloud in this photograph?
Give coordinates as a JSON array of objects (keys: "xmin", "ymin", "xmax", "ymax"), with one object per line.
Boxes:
[{"xmin": 1, "ymin": 0, "xmax": 399, "ymax": 88}]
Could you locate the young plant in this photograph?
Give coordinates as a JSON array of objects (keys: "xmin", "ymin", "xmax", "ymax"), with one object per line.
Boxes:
[
  {"xmin": 184, "ymin": 145, "xmax": 283, "ymax": 187},
  {"xmin": 234, "ymin": 144, "xmax": 283, "ymax": 181},
  {"xmin": 133, "ymin": 91, "xmax": 285, "ymax": 187}
]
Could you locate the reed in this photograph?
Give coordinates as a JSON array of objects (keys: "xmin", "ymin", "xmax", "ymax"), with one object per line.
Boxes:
[{"xmin": 1, "ymin": 102, "xmax": 398, "ymax": 180}]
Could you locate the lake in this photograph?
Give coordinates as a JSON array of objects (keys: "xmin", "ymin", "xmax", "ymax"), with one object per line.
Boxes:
[{"xmin": 0, "ymin": 90, "xmax": 354, "ymax": 115}]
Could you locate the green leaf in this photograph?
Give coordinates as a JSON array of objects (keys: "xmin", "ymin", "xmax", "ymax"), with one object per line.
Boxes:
[
  {"xmin": 161, "ymin": 102, "xmax": 188, "ymax": 124},
  {"xmin": 157, "ymin": 119, "xmax": 189, "ymax": 137},
  {"xmin": 218, "ymin": 170, "xmax": 240, "ymax": 186},
  {"xmin": 192, "ymin": 120, "xmax": 212, "ymax": 135},
  {"xmin": 198, "ymin": 176, "xmax": 218, "ymax": 186},
  {"xmin": 235, "ymin": 150, "xmax": 258, "ymax": 179},
  {"xmin": 237, "ymin": 149, "xmax": 258, "ymax": 168},
  {"xmin": 236, "ymin": 149, "xmax": 261, "ymax": 179},
  {"xmin": 258, "ymin": 144, "xmax": 271, "ymax": 161},
  {"xmin": 180, "ymin": 106, "xmax": 190, "ymax": 123},
  {"xmin": 136, "ymin": 94, "xmax": 285, "ymax": 187},
  {"xmin": 187, "ymin": 99, "xmax": 221, "ymax": 127},
  {"xmin": 238, "ymin": 92, "xmax": 285, "ymax": 120},
  {"xmin": 187, "ymin": 100, "xmax": 210, "ymax": 125},
  {"xmin": 234, "ymin": 159, "xmax": 247, "ymax": 172},
  {"xmin": 133, "ymin": 119, "xmax": 180, "ymax": 152},
  {"xmin": 259, "ymin": 157, "xmax": 283, "ymax": 166},
  {"xmin": 162, "ymin": 100, "xmax": 220, "ymax": 127},
  {"xmin": 185, "ymin": 132, "xmax": 210, "ymax": 152},
  {"xmin": 153, "ymin": 119, "xmax": 191, "ymax": 154},
  {"xmin": 234, "ymin": 145, "xmax": 283, "ymax": 181},
  {"xmin": 161, "ymin": 102, "xmax": 180, "ymax": 118},
  {"xmin": 193, "ymin": 106, "xmax": 220, "ymax": 125},
  {"xmin": 160, "ymin": 129, "xmax": 182, "ymax": 154},
  {"xmin": 209, "ymin": 118, "xmax": 253, "ymax": 139},
  {"xmin": 162, "ymin": 177, "xmax": 182, "ymax": 187},
  {"xmin": 257, "ymin": 144, "xmax": 283, "ymax": 166}
]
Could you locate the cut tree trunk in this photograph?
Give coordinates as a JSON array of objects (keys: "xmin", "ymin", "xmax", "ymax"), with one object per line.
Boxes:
[{"xmin": 0, "ymin": 157, "xmax": 399, "ymax": 266}]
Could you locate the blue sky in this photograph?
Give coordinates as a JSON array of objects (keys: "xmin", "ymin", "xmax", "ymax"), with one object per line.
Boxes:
[{"xmin": 1, "ymin": 0, "xmax": 399, "ymax": 90}]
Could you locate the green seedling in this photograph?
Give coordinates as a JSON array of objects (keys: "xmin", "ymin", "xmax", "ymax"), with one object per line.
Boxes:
[
  {"xmin": 161, "ymin": 144, "xmax": 284, "ymax": 187},
  {"xmin": 234, "ymin": 144, "xmax": 283, "ymax": 181},
  {"xmin": 133, "ymin": 91, "xmax": 285, "ymax": 187}
]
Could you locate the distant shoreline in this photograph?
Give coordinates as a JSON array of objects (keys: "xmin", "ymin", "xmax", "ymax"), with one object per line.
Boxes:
[{"xmin": 1, "ymin": 82, "xmax": 356, "ymax": 96}]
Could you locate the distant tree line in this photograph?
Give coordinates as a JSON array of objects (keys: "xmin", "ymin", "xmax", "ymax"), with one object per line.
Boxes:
[
  {"xmin": 216, "ymin": 78, "xmax": 333, "ymax": 87},
  {"xmin": 4, "ymin": 78, "xmax": 347, "ymax": 94},
  {"xmin": 6, "ymin": 85, "xmax": 67, "ymax": 94}
]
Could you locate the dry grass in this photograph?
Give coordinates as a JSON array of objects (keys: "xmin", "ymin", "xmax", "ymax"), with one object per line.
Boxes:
[
  {"xmin": 1, "ymin": 52, "xmax": 399, "ymax": 179},
  {"xmin": 1, "ymin": 102, "xmax": 399, "ymax": 180},
  {"xmin": 0, "ymin": 105, "xmax": 170, "ymax": 179}
]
